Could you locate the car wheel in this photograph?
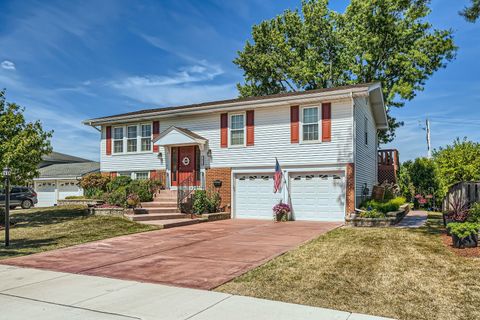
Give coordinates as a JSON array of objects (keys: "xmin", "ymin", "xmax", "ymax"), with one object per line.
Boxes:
[
  {"xmin": 21, "ymin": 199, "xmax": 33, "ymax": 209},
  {"xmin": 9, "ymin": 206, "xmax": 16, "ymax": 210}
]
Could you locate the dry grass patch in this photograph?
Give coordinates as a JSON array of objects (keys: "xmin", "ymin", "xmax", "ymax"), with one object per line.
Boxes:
[
  {"xmin": 217, "ymin": 214, "xmax": 480, "ymax": 320},
  {"xmin": 0, "ymin": 206, "xmax": 157, "ymax": 259}
]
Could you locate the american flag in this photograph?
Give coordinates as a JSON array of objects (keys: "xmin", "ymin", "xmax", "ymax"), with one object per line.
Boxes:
[{"xmin": 273, "ymin": 158, "xmax": 283, "ymax": 193}]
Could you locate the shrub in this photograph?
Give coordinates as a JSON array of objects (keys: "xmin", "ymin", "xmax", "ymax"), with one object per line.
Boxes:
[
  {"xmin": 359, "ymin": 209, "xmax": 385, "ymax": 218},
  {"xmin": 192, "ymin": 190, "xmax": 221, "ymax": 214},
  {"xmin": 447, "ymin": 222, "xmax": 480, "ymax": 239},
  {"xmin": 104, "ymin": 186, "xmax": 127, "ymax": 207},
  {"xmin": 80, "ymin": 173, "xmax": 111, "ymax": 198},
  {"xmin": 128, "ymin": 180, "xmax": 153, "ymax": 202},
  {"xmin": 107, "ymin": 176, "xmax": 132, "ymax": 192},
  {"xmin": 360, "ymin": 197, "xmax": 406, "ymax": 213},
  {"xmin": 468, "ymin": 203, "xmax": 480, "ymax": 223}
]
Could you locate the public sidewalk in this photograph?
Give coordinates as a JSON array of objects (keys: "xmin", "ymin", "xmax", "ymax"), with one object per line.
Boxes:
[{"xmin": 0, "ymin": 265, "xmax": 394, "ymax": 320}]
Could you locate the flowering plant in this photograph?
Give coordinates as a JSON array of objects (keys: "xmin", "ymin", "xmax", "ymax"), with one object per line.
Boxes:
[
  {"xmin": 273, "ymin": 202, "xmax": 290, "ymax": 222},
  {"xmin": 126, "ymin": 193, "xmax": 140, "ymax": 208}
]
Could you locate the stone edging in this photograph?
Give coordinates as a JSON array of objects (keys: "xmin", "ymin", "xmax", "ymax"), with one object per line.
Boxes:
[
  {"xmin": 346, "ymin": 204, "xmax": 410, "ymax": 227},
  {"xmin": 58, "ymin": 199, "xmax": 104, "ymax": 206}
]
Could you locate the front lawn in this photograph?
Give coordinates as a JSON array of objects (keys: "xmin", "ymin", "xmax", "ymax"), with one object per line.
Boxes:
[
  {"xmin": 0, "ymin": 206, "xmax": 157, "ymax": 259},
  {"xmin": 216, "ymin": 213, "xmax": 480, "ymax": 320}
]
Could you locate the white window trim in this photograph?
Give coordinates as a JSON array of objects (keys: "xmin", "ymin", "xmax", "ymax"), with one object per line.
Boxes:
[
  {"xmin": 133, "ymin": 171, "xmax": 150, "ymax": 180},
  {"xmin": 112, "ymin": 126, "xmax": 125, "ymax": 154},
  {"xmin": 110, "ymin": 122, "xmax": 153, "ymax": 155},
  {"xmin": 300, "ymin": 106, "xmax": 322, "ymax": 144},
  {"xmin": 228, "ymin": 112, "xmax": 246, "ymax": 148},
  {"xmin": 126, "ymin": 125, "xmax": 138, "ymax": 153}
]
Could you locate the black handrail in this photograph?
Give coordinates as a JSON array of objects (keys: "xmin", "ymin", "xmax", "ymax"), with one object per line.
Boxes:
[{"xmin": 177, "ymin": 175, "xmax": 197, "ymax": 216}]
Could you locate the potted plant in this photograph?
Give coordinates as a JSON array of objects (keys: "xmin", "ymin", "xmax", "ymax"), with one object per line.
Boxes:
[
  {"xmin": 126, "ymin": 193, "xmax": 140, "ymax": 209},
  {"xmin": 447, "ymin": 222, "xmax": 479, "ymax": 248},
  {"xmin": 273, "ymin": 202, "xmax": 290, "ymax": 222}
]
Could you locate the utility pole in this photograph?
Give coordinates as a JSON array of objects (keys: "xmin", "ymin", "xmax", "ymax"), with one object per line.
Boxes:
[{"xmin": 426, "ymin": 118, "xmax": 432, "ymax": 159}]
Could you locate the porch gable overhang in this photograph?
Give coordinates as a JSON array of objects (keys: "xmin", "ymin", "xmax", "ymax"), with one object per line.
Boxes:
[{"xmin": 153, "ymin": 126, "xmax": 207, "ymax": 146}]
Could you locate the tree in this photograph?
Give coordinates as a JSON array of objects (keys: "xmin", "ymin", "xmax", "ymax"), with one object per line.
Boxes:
[
  {"xmin": 461, "ymin": 0, "xmax": 480, "ymax": 22},
  {"xmin": 433, "ymin": 138, "xmax": 480, "ymax": 196},
  {"xmin": 398, "ymin": 157, "xmax": 440, "ymax": 202},
  {"xmin": 0, "ymin": 90, "xmax": 53, "ymax": 185},
  {"xmin": 234, "ymin": 0, "xmax": 456, "ymax": 143}
]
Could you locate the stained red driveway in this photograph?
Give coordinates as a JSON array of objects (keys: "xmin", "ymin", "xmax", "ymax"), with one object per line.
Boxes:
[{"xmin": 1, "ymin": 219, "xmax": 341, "ymax": 289}]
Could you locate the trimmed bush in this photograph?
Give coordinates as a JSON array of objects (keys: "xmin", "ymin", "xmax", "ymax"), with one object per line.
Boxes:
[
  {"xmin": 359, "ymin": 209, "xmax": 385, "ymax": 218},
  {"xmin": 103, "ymin": 186, "xmax": 128, "ymax": 207},
  {"xmin": 107, "ymin": 176, "xmax": 132, "ymax": 192},
  {"xmin": 361, "ymin": 197, "xmax": 406, "ymax": 213},
  {"xmin": 80, "ymin": 173, "xmax": 111, "ymax": 198},
  {"xmin": 192, "ymin": 190, "xmax": 221, "ymax": 214},
  {"xmin": 128, "ymin": 180, "xmax": 153, "ymax": 202}
]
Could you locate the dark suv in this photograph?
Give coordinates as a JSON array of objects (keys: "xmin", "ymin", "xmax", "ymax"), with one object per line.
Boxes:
[{"xmin": 0, "ymin": 186, "xmax": 38, "ymax": 209}]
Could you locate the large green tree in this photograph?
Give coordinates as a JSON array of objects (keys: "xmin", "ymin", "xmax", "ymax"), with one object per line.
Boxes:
[
  {"xmin": 461, "ymin": 0, "xmax": 480, "ymax": 22},
  {"xmin": 398, "ymin": 157, "xmax": 440, "ymax": 202},
  {"xmin": 234, "ymin": 0, "xmax": 456, "ymax": 143},
  {"xmin": 0, "ymin": 90, "xmax": 53, "ymax": 185},
  {"xmin": 433, "ymin": 138, "xmax": 480, "ymax": 196}
]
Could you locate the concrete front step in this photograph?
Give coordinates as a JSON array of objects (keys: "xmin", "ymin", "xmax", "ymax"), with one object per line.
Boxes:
[
  {"xmin": 137, "ymin": 218, "xmax": 205, "ymax": 229},
  {"xmin": 135, "ymin": 207, "xmax": 180, "ymax": 214},
  {"xmin": 126, "ymin": 213, "xmax": 187, "ymax": 221},
  {"xmin": 141, "ymin": 201, "xmax": 178, "ymax": 208}
]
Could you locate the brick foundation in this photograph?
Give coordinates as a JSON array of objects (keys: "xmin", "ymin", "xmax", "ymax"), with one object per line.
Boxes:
[
  {"xmin": 205, "ymin": 167, "xmax": 232, "ymax": 212},
  {"xmin": 346, "ymin": 163, "xmax": 355, "ymax": 216}
]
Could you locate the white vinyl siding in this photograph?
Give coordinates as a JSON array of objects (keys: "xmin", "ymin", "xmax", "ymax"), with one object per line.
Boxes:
[
  {"xmin": 354, "ymin": 96, "xmax": 378, "ymax": 206},
  {"xmin": 100, "ymin": 99, "xmax": 354, "ymax": 172}
]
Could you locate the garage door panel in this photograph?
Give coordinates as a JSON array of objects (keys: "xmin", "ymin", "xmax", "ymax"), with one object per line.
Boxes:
[
  {"xmin": 235, "ymin": 174, "xmax": 282, "ymax": 219},
  {"xmin": 290, "ymin": 172, "xmax": 345, "ymax": 221},
  {"xmin": 35, "ymin": 182, "xmax": 57, "ymax": 207}
]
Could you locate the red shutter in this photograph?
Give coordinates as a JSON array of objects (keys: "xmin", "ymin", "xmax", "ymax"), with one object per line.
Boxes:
[
  {"xmin": 106, "ymin": 126, "xmax": 112, "ymax": 155},
  {"xmin": 246, "ymin": 110, "xmax": 254, "ymax": 146},
  {"xmin": 322, "ymin": 103, "xmax": 331, "ymax": 142},
  {"xmin": 152, "ymin": 121, "xmax": 160, "ymax": 152},
  {"xmin": 220, "ymin": 113, "xmax": 228, "ymax": 148},
  {"xmin": 290, "ymin": 106, "xmax": 299, "ymax": 143}
]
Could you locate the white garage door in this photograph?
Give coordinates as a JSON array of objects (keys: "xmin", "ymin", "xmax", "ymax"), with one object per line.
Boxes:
[
  {"xmin": 290, "ymin": 172, "xmax": 345, "ymax": 221},
  {"xmin": 35, "ymin": 181, "xmax": 57, "ymax": 207},
  {"xmin": 234, "ymin": 174, "xmax": 283, "ymax": 219},
  {"xmin": 58, "ymin": 181, "xmax": 81, "ymax": 200}
]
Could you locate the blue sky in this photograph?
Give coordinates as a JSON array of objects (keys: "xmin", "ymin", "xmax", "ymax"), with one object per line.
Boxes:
[{"xmin": 0, "ymin": 0, "xmax": 478, "ymax": 162}]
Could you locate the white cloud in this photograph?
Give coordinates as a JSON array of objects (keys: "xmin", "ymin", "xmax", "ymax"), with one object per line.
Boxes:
[
  {"xmin": 1, "ymin": 60, "xmax": 16, "ymax": 70},
  {"xmin": 109, "ymin": 62, "xmax": 237, "ymax": 106}
]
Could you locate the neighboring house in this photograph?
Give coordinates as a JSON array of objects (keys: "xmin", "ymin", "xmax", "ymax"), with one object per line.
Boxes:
[
  {"xmin": 443, "ymin": 181, "xmax": 480, "ymax": 212},
  {"xmin": 34, "ymin": 153, "xmax": 99, "ymax": 207},
  {"xmin": 83, "ymin": 83, "xmax": 388, "ymax": 221}
]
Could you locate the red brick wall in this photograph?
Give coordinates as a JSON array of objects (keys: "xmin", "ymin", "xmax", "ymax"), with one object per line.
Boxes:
[
  {"xmin": 205, "ymin": 167, "xmax": 232, "ymax": 212},
  {"xmin": 346, "ymin": 163, "xmax": 355, "ymax": 216}
]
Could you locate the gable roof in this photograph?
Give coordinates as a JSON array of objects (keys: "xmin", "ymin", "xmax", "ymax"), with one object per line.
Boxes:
[
  {"xmin": 153, "ymin": 126, "xmax": 208, "ymax": 146},
  {"xmin": 35, "ymin": 162, "xmax": 100, "ymax": 180},
  {"xmin": 42, "ymin": 152, "xmax": 91, "ymax": 164},
  {"xmin": 83, "ymin": 82, "xmax": 388, "ymax": 129}
]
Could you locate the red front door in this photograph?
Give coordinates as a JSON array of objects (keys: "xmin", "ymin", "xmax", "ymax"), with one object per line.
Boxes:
[{"xmin": 171, "ymin": 146, "xmax": 197, "ymax": 187}]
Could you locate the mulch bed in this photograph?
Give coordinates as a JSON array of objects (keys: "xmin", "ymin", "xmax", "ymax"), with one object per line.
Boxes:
[{"xmin": 441, "ymin": 233, "xmax": 480, "ymax": 258}]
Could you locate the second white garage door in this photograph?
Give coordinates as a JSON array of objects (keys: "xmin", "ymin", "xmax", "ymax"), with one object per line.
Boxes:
[
  {"xmin": 290, "ymin": 172, "xmax": 346, "ymax": 221},
  {"xmin": 234, "ymin": 174, "xmax": 283, "ymax": 219}
]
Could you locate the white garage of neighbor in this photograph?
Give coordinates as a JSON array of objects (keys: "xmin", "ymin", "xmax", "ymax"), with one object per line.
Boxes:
[
  {"xmin": 33, "ymin": 162, "xmax": 100, "ymax": 207},
  {"xmin": 233, "ymin": 170, "xmax": 346, "ymax": 222}
]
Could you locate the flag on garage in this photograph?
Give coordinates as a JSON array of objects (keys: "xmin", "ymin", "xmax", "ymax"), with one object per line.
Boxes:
[{"xmin": 274, "ymin": 158, "xmax": 283, "ymax": 193}]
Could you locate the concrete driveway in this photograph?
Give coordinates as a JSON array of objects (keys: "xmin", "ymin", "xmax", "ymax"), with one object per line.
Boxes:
[{"xmin": 1, "ymin": 219, "xmax": 341, "ymax": 290}]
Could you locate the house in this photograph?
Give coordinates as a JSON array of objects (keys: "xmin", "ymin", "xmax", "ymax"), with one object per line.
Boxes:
[
  {"xmin": 33, "ymin": 153, "xmax": 99, "ymax": 207},
  {"xmin": 83, "ymin": 82, "xmax": 388, "ymax": 221},
  {"xmin": 443, "ymin": 181, "xmax": 480, "ymax": 212}
]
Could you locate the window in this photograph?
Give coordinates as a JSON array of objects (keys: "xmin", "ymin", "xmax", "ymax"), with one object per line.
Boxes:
[
  {"xmin": 113, "ymin": 127, "xmax": 124, "ymax": 153},
  {"xmin": 364, "ymin": 117, "xmax": 368, "ymax": 145},
  {"xmin": 127, "ymin": 125, "xmax": 137, "ymax": 152},
  {"xmin": 230, "ymin": 114, "xmax": 245, "ymax": 146},
  {"xmin": 141, "ymin": 124, "xmax": 152, "ymax": 151},
  {"xmin": 134, "ymin": 172, "xmax": 149, "ymax": 180},
  {"xmin": 302, "ymin": 107, "xmax": 319, "ymax": 141}
]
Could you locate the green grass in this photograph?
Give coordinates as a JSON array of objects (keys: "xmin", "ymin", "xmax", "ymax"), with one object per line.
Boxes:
[
  {"xmin": 216, "ymin": 212, "xmax": 480, "ymax": 320},
  {"xmin": 0, "ymin": 206, "xmax": 157, "ymax": 259}
]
